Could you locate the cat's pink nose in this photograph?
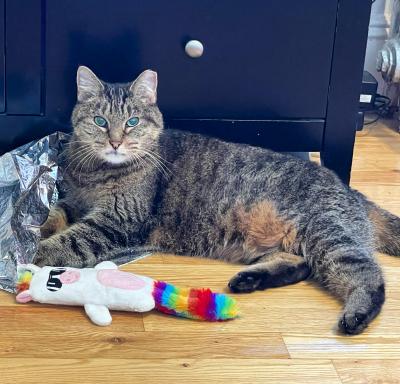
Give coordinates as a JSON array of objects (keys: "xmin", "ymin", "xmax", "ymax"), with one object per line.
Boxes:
[{"xmin": 109, "ymin": 140, "xmax": 122, "ymax": 150}]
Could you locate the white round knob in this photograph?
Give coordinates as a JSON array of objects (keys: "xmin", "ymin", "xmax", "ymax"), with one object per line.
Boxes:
[{"xmin": 185, "ymin": 40, "xmax": 204, "ymax": 58}]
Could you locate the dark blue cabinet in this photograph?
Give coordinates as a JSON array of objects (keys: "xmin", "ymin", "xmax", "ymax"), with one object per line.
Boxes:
[
  {"xmin": 0, "ymin": 0, "xmax": 371, "ymax": 183},
  {"xmin": 0, "ymin": 0, "xmax": 4, "ymax": 113},
  {"xmin": 5, "ymin": 0, "xmax": 42, "ymax": 115}
]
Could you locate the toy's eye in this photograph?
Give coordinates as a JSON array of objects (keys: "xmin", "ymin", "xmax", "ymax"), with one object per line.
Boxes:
[
  {"xmin": 126, "ymin": 117, "xmax": 140, "ymax": 128},
  {"xmin": 94, "ymin": 116, "xmax": 108, "ymax": 128}
]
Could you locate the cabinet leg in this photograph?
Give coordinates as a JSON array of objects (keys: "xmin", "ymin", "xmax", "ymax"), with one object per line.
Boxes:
[
  {"xmin": 320, "ymin": 132, "xmax": 355, "ymax": 185},
  {"xmin": 321, "ymin": 0, "xmax": 371, "ymax": 185}
]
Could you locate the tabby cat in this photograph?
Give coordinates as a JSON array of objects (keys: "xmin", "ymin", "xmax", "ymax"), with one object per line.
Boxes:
[{"xmin": 36, "ymin": 66, "xmax": 400, "ymax": 335}]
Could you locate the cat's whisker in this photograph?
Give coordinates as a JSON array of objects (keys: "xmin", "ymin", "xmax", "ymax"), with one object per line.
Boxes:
[
  {"xmin": 65, "ymin": 143, "xmax": 92, "ymax": 153},
  {"xmin": 128, "ymin": 152, "xmax": 145, "ymax": 175},
  {"xmin": 84, "ymin": 152, "xmax": 96, "ymax": 173},
  {"xmin": 129, "ymin": 152, "xmax": 141, "ymax": 170},
  {"xmin": 71, "ymin": 151, "xmax": 92, "ymax": 175},
  {"xmin": 141, "ymin": 143, "xmax": 174, "ymax": 165},
  {"xmin": 136, "ymin": 149, "xmax": 171, "ymax": 178},
  {"xmin": 141, "ymin": 154, "xmax": 171, "ymax": 181},
  {"xmin": 64, "ymin": 148, "xmax": 94, "ymax": 173},
  {"xmin": 63, "ymin": 141, "xmax": 94, "ymax": 151},
  {"xmin": 67, "ymin": 146, "xmax": 93, "ymax": 160},
  {"xmin": 137, "ymin": 155, "xmax": 151, "ymax": 176},
  {"xmin": 75, "ymin": 150, "xmax": 96, "ymax": 184},
  {"xmin": 145, "ymin": 150, "xmax": 172, "ymax": 165},
  {"xmin": 137, "ymin": 151, "xmax": 153, "ymax": 170},
  {"xmin": 64, "ymin": 140, "xmax": 93, "ymax": 145},
  {"xmin": 78, "ymin": 150, "xmax": 95, "ymax": 173},
  {"xmin": 63, "ymin": 152, "xmax": 91, "ymax": 173},
  {"xmin": 88, "ymin": 152, "xmax": 98, "ymax": 172},
  {"xmin": 137, "ymin": 148, "xmax": 173, "ymax": 176},
  {"xmin": 149, "ymin": 156, "xmax": 173, "ymax": 178},
  {"xmin": 61, "ymin": 144, "xmax": 92, "ymax": 159},
  {"xmin": 81, "ymin": 147, "xmax": 99, "ymax": 172},
  {"xmin": 66, "ymin": 146, "xmax": 93, "ymax": 162}
]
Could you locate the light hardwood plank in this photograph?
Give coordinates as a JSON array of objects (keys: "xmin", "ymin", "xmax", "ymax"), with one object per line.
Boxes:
[
  {"xmin": 284, "ymin": 334, "xmax": 400, "ymax": 359},
  {"xmin": 0, "ymin": 332, "xmax": 288, "ymax": 359},
  {"xmin": 333, "ymin": 360, "xmax": 400, "ymax": 384},
  {"xmin": 0, "ymin": 358, "xmax": 342, "ymax": 384},
  {"xmin": 0, "ymin": 306, "xmax": 145, "ymax": 336}
]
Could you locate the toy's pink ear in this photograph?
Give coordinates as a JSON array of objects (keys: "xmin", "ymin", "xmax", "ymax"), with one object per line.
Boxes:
[{"xmin": 16, "ymin": 291, "xmax": 33, "ymax": 303}]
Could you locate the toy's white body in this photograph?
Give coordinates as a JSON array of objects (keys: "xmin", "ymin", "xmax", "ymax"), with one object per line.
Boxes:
[{"xmin": 17, "ymin": 261, "xmax": 155, "ymax": 326}]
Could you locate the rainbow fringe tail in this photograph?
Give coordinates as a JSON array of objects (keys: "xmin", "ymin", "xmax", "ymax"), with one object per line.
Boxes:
[
  {"xmin": 153, "ymin": 281, "xmax": 238, "ymax": 321},
  {"xmin": 16, "ymin": 269, "xmax": 33, "ymax": 294}
]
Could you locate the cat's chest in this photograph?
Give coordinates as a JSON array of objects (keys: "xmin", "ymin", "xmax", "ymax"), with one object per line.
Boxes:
[
  {"xmin": 78, "ymin": 183, "xmax": 131, "ymax": 202},
  {"xmin": 75, "ymin": 176, "xmax": 149, "ymax": 209},
  {"xmin": 66, "ymin": 167, "xmax": 157, "ymax": 214}
]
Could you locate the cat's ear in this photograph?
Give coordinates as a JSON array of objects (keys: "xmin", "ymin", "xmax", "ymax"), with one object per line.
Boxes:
[
  {"xmin": 76, "ymin": 66, "xmax": 104, "ymax": 102},
  {"xmin": 130, "ymin": 70, "xmax": 158, "ymax": 105}
]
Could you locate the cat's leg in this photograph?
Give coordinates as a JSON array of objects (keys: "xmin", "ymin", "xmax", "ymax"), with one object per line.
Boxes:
[
  {"xmin": 304, "ymin": 214, "xmax": 385, "ymax": 335},
  {"xmin": 40, "ymin": 200, "xmax": 82, "ymax": 239},
  {"xmin": 228, "ymin": 252, "xmax": 311, "ymax": 293},
  {"xmin": 34, "ymin": 211, "xmax": 130, "ymax": 267},
  {"xmin": 40, "ymin": 206, "xmax": 69, "ymax": 239},
  {"xmin": 315, "ymin": 249, "xmax": 384, "ymax": 335}
]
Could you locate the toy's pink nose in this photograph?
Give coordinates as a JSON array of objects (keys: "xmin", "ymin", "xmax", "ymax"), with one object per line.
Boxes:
[
  {"xmin": 109, "ymin": 140, "xmax": 122, "ymax": 150},
  {"xmin": 60, "ymin": 270, "xmax": 80, "ymax": 284}
]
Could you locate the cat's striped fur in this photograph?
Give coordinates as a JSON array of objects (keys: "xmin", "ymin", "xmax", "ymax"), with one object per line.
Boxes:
[{"xmin": 35, "ymin": 67, "xmax": 400, "ymax": 334}]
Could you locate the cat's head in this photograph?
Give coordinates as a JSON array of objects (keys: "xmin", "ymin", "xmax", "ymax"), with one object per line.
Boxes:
[{"xmin": 71, "ymin": 66, "xmax": 163, "ymax": 167}]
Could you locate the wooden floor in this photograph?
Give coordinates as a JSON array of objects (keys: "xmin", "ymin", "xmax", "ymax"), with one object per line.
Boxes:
[{"xmin": 1, "ymin": 122, "xmax": 400, "ymax": 384}]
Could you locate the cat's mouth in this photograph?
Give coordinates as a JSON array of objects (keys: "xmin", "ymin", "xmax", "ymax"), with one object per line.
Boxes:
[{"xmin": 102, "ymin": 149, "xmax": 129, "ymax": 164}]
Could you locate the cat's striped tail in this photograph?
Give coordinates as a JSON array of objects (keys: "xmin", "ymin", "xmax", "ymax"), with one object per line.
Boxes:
[{"xmin": 152, "ymin": 280, "xmax": 238, "ymax": 321}]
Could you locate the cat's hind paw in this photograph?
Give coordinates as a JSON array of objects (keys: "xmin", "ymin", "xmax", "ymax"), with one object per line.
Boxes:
[{"xmin": 338, "ymin": 311, "xmax": 369, "ymax": 335}]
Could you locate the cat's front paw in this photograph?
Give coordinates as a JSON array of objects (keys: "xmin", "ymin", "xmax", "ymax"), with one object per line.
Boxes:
[
  {"xmin": 40, "ymin": 207, "xmax": 68, "ymax": 239},
  {"xmin": 228, "ymin": 271, "xmax": 264, "ymax": 293}
]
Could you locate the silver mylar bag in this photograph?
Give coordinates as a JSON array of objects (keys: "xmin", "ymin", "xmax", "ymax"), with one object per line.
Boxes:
[
  {"xmin": 0, "ymin": 132, "xmax": 69, "ymax": 292},
  {"xmin": 0, "ymin": 132, "xmax": 152, "ymax": 293}
]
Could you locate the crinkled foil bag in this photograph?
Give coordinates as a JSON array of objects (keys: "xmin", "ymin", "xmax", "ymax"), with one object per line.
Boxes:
[{"xmin": 0, "ymin": 132, "xmax": 151, "ymax": 293}]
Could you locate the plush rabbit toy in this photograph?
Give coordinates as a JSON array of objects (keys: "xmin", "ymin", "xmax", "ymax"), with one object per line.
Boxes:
[{"xmin": 15, "ymin": 261, "xmax": 238, "ymax": 326}]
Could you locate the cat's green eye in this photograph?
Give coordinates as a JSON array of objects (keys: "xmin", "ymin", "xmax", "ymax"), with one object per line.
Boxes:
[
  {"xmin": 94, "ymin": 116, "xmax": 108, "ymax": 128},
  {"xmin": 126, "ymin": 117, "xmax": 140, "ymax": 128}
]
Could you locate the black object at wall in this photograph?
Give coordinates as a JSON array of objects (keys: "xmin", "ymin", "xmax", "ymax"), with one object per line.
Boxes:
[{"xmin": 0, "ymin": 0, "xmax": 371, "ymax": 184}]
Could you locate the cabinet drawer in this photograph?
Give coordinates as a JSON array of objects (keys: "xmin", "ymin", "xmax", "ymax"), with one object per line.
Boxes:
[{"xmin": 46, "ymin": 0, "xmax": 338, "ymax": 121}]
